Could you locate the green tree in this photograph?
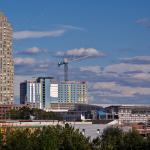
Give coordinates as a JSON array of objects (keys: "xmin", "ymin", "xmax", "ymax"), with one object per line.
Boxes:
[
  {"xmin": 123, "ymin": 129, "xmax": 145, "ymax": 150},
  {"xmin": 91, "ymin": 137, "xmax": 101, "ymax": 150},
  {"xmin": 6, "ymin": 107, "xmax": 63, "ymax": 120},
  {"xmin": 59, "ymin": 123, "xmax": 91, "ymax": 150},
  {"xmin": 5, "ymin": 128, "xmax": 32, "ymax": 150},
  {"xmin": 0, "ymin": 131, "xmax": 4, "ymax": 150},
  {"xmin": 34, "ymin": 126, "xmax": 59, "ymax": 150},
  {"xmin": 100, "ymin": 127, "xmax": 124, "ymax": 150}
]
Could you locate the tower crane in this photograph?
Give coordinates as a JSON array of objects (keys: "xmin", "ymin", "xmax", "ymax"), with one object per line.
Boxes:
[{"xmin": 58, "ymin": 56, "xmax": 89, "ymax": 81}]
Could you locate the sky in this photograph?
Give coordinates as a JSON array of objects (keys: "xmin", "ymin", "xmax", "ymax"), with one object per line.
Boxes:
[{"xmin": 1, "ymin": 0, "xmax": 150, "ymax": 104}]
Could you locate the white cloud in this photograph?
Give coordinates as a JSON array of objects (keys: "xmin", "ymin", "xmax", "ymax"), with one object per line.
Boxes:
[
  {"xmin": 16, "ymin": 46, "xmax": 48, "ymax": 55},
  {"xmin": 25, "ymin": 47, "xmax": 41, "ymax": 54},
  {"xmin": 60, "ymin": 25, "xmax": 85, "ymax": 31},
  {"xmin": 56, "ymin": 48, "xmax": 104, "ymax": 57},
  {"xmin": 13, "ymin": 29, "xmax": 66, "ymax": 39},
  {"xmin": 136, "ymin": 17, "xmax": 150, "ymax": 28},
  {"xmin": 80, "ymin": 66, "xmax": 102, "ymax": 75},
  {"xmin": 104, "ymin": 63, "xmax": 150, "ymax": 74},
  {"xmin": 14, "ymin": 57, "xmax": 36, "ymax": 65},
  {"xmin": 121, "ymin": 56, "xmax": 150, "ymax": 64},
  {"xmin": 132, "ymin": 73, "xmax": 150, "ymax": 80},
  {"xmin": 93, "ymin": 82, "xmax": 117, "ymax": 89},
  {"xmin": 93, "ymin": 82, "xmax": 150, "ymax": 97}
]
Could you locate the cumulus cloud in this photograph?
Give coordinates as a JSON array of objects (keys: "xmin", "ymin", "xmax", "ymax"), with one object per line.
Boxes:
[
  {"xmin": 132, "ymin": 73, "xmax": 150, "ymax": 80},
  {"xmin": 56, "ymin": 48, "xmax": 104, "ymax": 57},
  {"xmin": 78, "ymin": 56, "xmax": 150, "ymax": 101},
  {"xmin": 14, "ymin": 57, "xmax": 36, "ymax": 65},
  {"xmin": 13, "ymin": 29, "xmax": 66, "ymax": 39},
  {"xmin": 93, "ymin": 82, "xmax": 150, "ymax": 97},
  {"xmin": 14, "ymin": 53, "xmax": 150, "ymax": 103},
  {"xmin": 16, "ymin": 46, "xmax": 48, "ymax": 55},
  {"xmin": 104, "ymin": 63, "xmax": 150, "ymax": 74},
  {"xmin": 14, "ymin": 56, "xmax": 57, "ymax": 76},
  {"xmin": 80, "ymin": 66, "xmax": 102, "ymax": 75},
  {"xmin": 121, "ymin": 56, "xmax": 150, "ymax": 64},
  {"xmin": 136, "ymin": 17, "xmax": 150, "ymax": 29},
  {"xmin": 24, "ymin": 47, "xmax": 41, "ymax": 54}
]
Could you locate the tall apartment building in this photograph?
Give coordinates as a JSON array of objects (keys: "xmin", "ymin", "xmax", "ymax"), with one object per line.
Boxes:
[
  {"xmin": 58, "ymin": 81, "xmax": 88, "ymax": 104},
  {"xmin": 0, "ymin": 12, "xmax": 14, "ymax": 104}
]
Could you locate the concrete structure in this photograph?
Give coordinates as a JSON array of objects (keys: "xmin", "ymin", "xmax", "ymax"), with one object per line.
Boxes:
[
  {"xmin": 20, "ymin": 77, "xmax": 58, "ymax": 109},
  {"xmin": 51, "ymin": 103, "xmax": 104, "ymax": 121},
  {"xmin": 36, "ymin": 77, "xmax": 58, "ymax": 109},
  {"xmin": 20, "ymin": 80, "xmax": 41, "ymax": 108},
  {"xmin": 118, "ymin": 105, "xmax": 150, "ymax": 125},
  {"xmin": 58, "ymin": 81, "xmax": 88, "ymax": 104},
  {"xmin": 0, "ymin": 12, "xmax": 14, "ymax": 104},
  {"xmin": 105, "ymin": 104, "xmax": 150, "ymax": 125},
  {"xmin": 20, "ymin": 79, "xmax": 88, "ymax": 110}
]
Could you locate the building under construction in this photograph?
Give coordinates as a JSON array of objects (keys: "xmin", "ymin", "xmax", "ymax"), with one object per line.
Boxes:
[{"xmin": 20, "ymin": 77, "xmax": 88, "ymax": 111}]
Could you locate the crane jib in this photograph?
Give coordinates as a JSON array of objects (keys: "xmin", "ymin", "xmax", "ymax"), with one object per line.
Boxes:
[{"xmin": 58, "ymin": 56, "xmax": 89, "ymax": 81}]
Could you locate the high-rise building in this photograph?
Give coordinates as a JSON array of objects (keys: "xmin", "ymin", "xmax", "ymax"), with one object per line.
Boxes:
[
  {"xmin": 36, "ymin": 77, "xmax": 58, "ymax": 109},
  {"xmin": 0, "ymin": 12, "xmax": 14, "ymax": 104},
  {"xmin": 58, "ymin": 81, "xmax": 88, "ymax": 104},
  {"xmin": 20, "ymin": 77, "xmax": 58, "ymax": 109},
  {"xmin": 20, "ymin": 80, "xmax": 41, "ymax": 108},
  {"xmin": 20, "ymin": 78, "xmax": 88, "ymax": 110}
]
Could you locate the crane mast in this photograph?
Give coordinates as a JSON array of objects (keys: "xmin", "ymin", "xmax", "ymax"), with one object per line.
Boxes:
[
  {"xmin": 64, "ymin": 63, "xmax": 68, "ymax": 81},
  {"xmin": 58, "ymin": 58, "xmax": 68, "ymax": 81},
  {"xmin": 58, "ymin": 56, "xmax": 89, "ymax": 81}
]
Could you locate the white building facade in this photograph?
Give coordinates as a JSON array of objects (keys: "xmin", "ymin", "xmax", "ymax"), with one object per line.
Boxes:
[
  {"xmin": 58, "ymin": 81, "xmax": 88, "ymax": 104},
  {"xmin": 20, "ymin": 79, "xmax": 88, "ymax": 110},
  {"xmin": 20, "ymin": 77, "xmax": 58, "ymax": 109},
  {"xmin": 118, "ymin": 105, "xmax": 150, "ymax": 125}
]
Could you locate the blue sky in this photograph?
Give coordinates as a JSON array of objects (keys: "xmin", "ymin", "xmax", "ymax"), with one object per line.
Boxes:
[{"xmin": 1, "ymin": 0, "xmax": 150, "ymax": 104}]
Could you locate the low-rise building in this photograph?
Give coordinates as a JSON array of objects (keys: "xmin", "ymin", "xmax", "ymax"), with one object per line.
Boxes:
[
  {"xmin": 118, "ymin": 105, "xmax": 150, "ymax": 125},
  {"xmin": 106, "ymin": 105, "xmax": 150, "ymax": 125},
  {"xmin": 0, "ymin": 104, "xmax": 30, "ymax": 119}
]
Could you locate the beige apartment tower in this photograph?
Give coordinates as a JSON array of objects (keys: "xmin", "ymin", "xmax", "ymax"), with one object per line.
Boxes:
[{"xmin": 0, "ymin": 12, "xmax": 14, "ymax": 104}]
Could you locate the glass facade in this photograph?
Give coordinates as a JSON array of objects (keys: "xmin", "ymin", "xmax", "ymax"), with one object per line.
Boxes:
[
  {"xmin": 20, "ymin": 79, "xmax": 88, "ymax": 110},
  {"xmin": 20, "ymin": 77, "xmax": 58, "ymax": 109}
]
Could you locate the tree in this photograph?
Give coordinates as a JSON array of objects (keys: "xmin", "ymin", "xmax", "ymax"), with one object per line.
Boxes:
[
  {"xmin": 6, "ymin": 107, "xmax": 63, "ymax": 120},
  {"xmin": 5, "ymin": 129, "xmax": 32, "ymax": 150},
  {"xmin": 100, "ymin": 127, "xmax": 124, "ymax": 150},
  {"xmin": 59, "ymin": 123, "xmax": 91, "ymax": 150},
  {"xmin": 123, "ymin": 129, "xmax": 145, "ymax": 150},
  {"xmin": 0, "ymin": 131, "xmax": 4, "ymax": 150},
  {"xmin": 3, "ymin": 124, "xmax": 92, "ymax": 150}
]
